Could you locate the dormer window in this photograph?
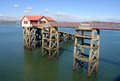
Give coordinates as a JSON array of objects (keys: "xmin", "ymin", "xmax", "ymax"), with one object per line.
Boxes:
[{"xmin": 24, "ymin": 21, "xmax": 28, "ymax": 24}]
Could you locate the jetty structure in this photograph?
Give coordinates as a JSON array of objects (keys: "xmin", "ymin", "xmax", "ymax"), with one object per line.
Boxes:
[{"xmin": 21, "ymin": 15, "xmax": 120, "ymax": 76}]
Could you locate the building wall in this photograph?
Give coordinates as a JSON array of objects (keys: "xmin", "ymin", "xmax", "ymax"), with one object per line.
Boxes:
[{"xmin": 22, "ymin": 17, "xmax": 31, "ymax": 27}]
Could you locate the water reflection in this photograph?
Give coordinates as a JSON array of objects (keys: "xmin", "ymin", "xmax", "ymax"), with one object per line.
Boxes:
[
  {"xmin": 24, "ymin": 49, "xmax": 59, "ymax": 81},
  {"xmin": 23, "ymin": 41, "xmax": 98, "ymax": 81}
]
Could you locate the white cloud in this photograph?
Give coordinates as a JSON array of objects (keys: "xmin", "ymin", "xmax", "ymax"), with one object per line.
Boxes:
[
  {"xmin": 44, "ymin": 9, "xmax": 49, "ymax": 12},
  {"xmin": 53, "ymin": 12, "xmax": 120, "ymax": 22},
  {"xmin": 27, "ymin": 7, "xmax": 32, "ymax": 10},
  {"xmin": 13, "ymin": 4, "xmax": 19, "ymax": 8},
  {"xmin": 55, "ymin": 12, "xmax": 66, "ymax": 16},
  {"xmin": 0, "ymin": 15, "xmax": 20, "ymax": 21},
  {"xmin": 24, "ymin": 7, "xmax": 32, "ymax": 14},
  {"xmin": 42, "ymin": 9, "xmax": 120, "ymax": 22},
  {"xmin": 24, "ymin": 10, "xmax": 29, "ymax": 13},
  {"xmin": 26, "ymin": 8, "xmax": 120, "ymax": 22},
  {"xmin": 0, "ymin": 14, "xmax": 4, "ymax": 16},
  {"xmin": 42, "ymin": 9, "xmax": 83, "ymax": 21}
]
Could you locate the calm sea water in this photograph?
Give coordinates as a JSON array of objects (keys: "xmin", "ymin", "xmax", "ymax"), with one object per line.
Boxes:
[{"xmin": 0, "ymin": 24, "xmax": 120, "ymax": 81}]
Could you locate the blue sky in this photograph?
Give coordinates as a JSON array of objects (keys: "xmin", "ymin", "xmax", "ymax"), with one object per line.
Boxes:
[{"xmin": 0, "ymin": 0, "xmax": 120, "ymax": 21}]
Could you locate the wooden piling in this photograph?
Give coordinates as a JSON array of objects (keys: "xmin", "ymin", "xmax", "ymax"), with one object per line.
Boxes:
[
  {"xmin": 23, "ymin": 27, "xmax": 31, "ymax": 49},
  {"xmin": 23, "ymin": 27, "xmax": 42, "ymax": 49},
  {"xmin": 73, "ymin": 27, "xmax": 100, "ymax": 76},
  {"xmin": 42, "ymin": 26, "xmax": 59, "ymax": 59}
]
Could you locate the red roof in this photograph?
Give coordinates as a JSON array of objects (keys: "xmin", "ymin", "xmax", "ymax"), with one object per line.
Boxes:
[
  {"xmin": 26, "ymin": 16, "xmax": 42, "ymax": 21},
  {"xmin": 43, "ymin": 16, "xmax": 54, "ymax": 21},
  {"xmin": 21, "ymin": 16, "xmax": 54, "ymax": 21}
]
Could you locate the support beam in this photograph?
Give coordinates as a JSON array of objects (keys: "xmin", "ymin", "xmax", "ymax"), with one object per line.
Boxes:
[{"xmin": 59, "ymin": 32, "xmax": 74, "ymax": 42}]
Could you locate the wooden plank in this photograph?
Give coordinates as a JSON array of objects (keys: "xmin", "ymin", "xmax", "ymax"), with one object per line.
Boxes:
[
  {"xmin": 75, "ymin": 44, "xmax": 99, "ymax": 49},
  {"xmin": 73, "ymin": 37, "xmax": 77, "ymax": 69}
]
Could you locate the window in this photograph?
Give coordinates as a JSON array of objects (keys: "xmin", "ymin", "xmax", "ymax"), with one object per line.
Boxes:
[
  {"xmin": 40, "ymin": 21, "xmax": 46, "ymax": 24},
  {"xmin": 24, "ymin": 21, "xmax": 28, "ymax": 24}
]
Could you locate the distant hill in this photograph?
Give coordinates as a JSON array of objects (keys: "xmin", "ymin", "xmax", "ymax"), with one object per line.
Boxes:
[
  {"xmin": 0, "ymin": 20, "xmax": 20, "ymax": 24},
  {"xmin": 0, "ymin": 16, "xmax": 21, "ymax": 24}
]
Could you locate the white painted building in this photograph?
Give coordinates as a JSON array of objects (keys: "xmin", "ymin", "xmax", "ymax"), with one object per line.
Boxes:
[{"xmin": 21, "ymin": 16, "xmax": 54, "ymax": 27}]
